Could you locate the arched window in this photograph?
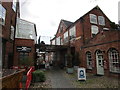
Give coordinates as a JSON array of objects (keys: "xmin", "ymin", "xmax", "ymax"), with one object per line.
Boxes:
[
  {"xmin": 108, "ymin": 48, "xmax": 120, "ymax": 73},
  {"xmin": 86, "ymin": 51, "xmax": 92, "ymax": 69}
]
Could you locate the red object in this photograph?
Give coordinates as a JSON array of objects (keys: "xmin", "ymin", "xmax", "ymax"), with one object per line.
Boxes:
[
  {"xmin": 25, "ymin": 66, "xmax": 35, "ymax": 90},
  {"xmin": 19, "ymin": 82, "xmax": 22, "ymax": 88}
]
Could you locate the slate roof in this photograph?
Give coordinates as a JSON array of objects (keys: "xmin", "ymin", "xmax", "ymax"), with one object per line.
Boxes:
[{"xmin": 62, "ymin": 19, "xmax": 73, "ymax": 28}]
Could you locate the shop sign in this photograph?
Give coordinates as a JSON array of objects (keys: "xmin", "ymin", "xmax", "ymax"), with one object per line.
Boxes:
[{"xmin": 16, "ymin": 46, "xmax": 31, "ymax": 52}]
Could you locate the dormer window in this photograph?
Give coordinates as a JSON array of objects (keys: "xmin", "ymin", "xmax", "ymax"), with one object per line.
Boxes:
[
  {"xmin": 90, "ymin": 14, "xmax": 97, "ymax": 24},
  {"xmin": 91, "ymin": 25, "xmax": 98, "ymax": 37},
  {"xmin": 0, "ymin": 4, "xmax": 6, "ymax": 25},
  {"xmin": 98, "ymin": 16, "xmax": 105, "ymax": 25}
]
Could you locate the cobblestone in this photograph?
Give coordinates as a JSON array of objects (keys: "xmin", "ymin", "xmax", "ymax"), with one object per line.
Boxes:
[
  {"xmin": 47, "ymin": 69, "xmax": 75, "ymax": 88},
  {"xmin": 30, "ymin": 68, "xmax": 119, "ymax": 89},
  {"xmin": 64, "ymin": 70, "xmax": 119, "ymax": 88}
]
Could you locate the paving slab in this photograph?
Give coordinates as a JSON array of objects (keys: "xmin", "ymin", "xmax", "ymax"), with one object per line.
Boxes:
[{"xmin": 47, "ymin": 69, "xmax": 75, "ymax": 88}]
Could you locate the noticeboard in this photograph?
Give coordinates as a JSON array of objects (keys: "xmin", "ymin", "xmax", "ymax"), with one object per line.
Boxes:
[{"xmin": 78, "ymin": 68, "xmax": 86, "ymax": 80}]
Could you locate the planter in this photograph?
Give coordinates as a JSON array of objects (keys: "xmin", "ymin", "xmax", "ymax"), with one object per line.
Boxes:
[
  {"xmin": 32, "ymin": 70, "xmax": 46, "ymax": 82},
  {"xmin": 0, "ymin": 69, "xmax": 25, "ymax": 89},
  {"xmin": 67, "ymin": 68, "xmax": 74, "ymax": 74},
  {"xmin": 74, "ymin": 66, "xmax": 79, "ymax": 71}
]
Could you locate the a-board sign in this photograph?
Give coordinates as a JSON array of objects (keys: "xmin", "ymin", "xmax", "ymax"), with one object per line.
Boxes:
[{"xmin": 78, "ymin": 68, "xmax": 86, "ymax": 80}]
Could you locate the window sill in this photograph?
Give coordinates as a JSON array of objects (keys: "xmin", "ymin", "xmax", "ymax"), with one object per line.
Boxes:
[
  {"xmin": 90, "ymin": 22, "xmax": 97, "ymax": 25},
  {"xmin": 99, "ymin": 24, "xmax": 105, "ymax": 26}
]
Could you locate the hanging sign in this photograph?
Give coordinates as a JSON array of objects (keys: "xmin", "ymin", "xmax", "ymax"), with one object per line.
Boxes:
[{"xmin": 78, "ymin": 68, "xmax": 86, "ymax": 80}]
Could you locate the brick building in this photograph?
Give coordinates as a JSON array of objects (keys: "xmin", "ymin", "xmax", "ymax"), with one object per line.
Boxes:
[
  {"xmin": 1, "ymin": 0, "xmax": 20, "ymax": 68},
  {"xmin": 51, "ymin": 6, "xmax": 120, "ymax": 76},
  {"xmin": 13, "ymin": 18, "xmax": 37, "ymax": 66}
]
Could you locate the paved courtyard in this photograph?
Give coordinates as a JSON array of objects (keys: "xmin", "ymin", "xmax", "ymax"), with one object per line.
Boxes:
[
  {"xmin": 30, "ymin": 68, "xmax": 119, "ymax": 89},
  {"xmin": 30, "ymin": 68, "xmax": 75, "ymax": 88}
]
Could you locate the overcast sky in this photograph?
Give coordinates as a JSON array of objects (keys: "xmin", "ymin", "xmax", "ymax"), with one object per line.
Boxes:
[{"xmin": 19, "ymin": 0, "xmax": 120, "ymax": 43}]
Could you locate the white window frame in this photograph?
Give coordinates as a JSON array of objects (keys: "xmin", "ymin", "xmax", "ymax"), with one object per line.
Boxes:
[
  {"xmin": 86, "ymin": 52, "xmax": 92, "ymax": 69},
  {"xmin": 69, "ymin": 26, "xmax": 76, "ymax": 40},
  {"xmin": 0, "ymin": 4, "xmax": 6, "ymax": 25},
  {"xmin": 64, "ymin": 31, "xmax": 68, "ymax": 43},
  {"xmin": 108, "ymin": 48, "xmax": 120, "ymax": 73},
  {"xmin": 91, "ymin": 25, "xmax": 98, "ymax": 37},
  {"xmin": 98, "ymin": 16, "xmax": 105, "ymax": 26},
  {"xmin": 90, "ymin": 14, "xmax": 97, "ymax": 24}
]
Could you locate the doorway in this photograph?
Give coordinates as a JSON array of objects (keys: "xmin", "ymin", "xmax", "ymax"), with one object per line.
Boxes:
[{"xmin": 96, "ymin": 50, "xmax": 104, "ymax": 75}]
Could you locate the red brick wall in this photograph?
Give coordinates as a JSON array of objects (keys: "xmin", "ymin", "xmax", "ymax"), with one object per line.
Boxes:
[
  {"xmin": 82, "ymin": 41, "xmax": 119, "ymax": 76},
  {"xmin": 86, "ymin": 30, "xmax": 120, "ymax": 46},
  {"xmin": 81, "ymin": 30, "xmax": 120, "ymax": 76},
  {"xmin": 82, "ymin": 8, "xmax": 111, "ymax": 44},
  {"xmin": 14, "ymin": 38, "xmax": 35, "ymax": 66},
  {"xmin": 2, "ymin": 2, "xmax": 18, "ymax": 68},
  {"xmin": 2, "ymin": 2, "xmax": 16, "ymax": 39},
  {"xmin": 68, "ymin": 7, "xmax": 112, "ymax": 68},
  {"xmin": 70, "ymin": 7, "xmax": 119, "ymax": 77},
  {"xmin": 51, "ymin": 6, "xmax": 120, "ymax": 77}
]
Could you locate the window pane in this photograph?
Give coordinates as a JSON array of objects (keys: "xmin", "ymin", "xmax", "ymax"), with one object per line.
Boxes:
[
  {"xmin": 90, "ymin": 14, "xmax": 97, "ymax": 24},
  {"xmin": 64, "ymin": 31, "xmax": 68, "ymax": 43},
  {"xmin": 86, "ymin": 52, "xmax": 92, "ymax": 69},
  {"xmin": 98, "ymin": 16, "xmax": 105, "ymax": 25},
  {"xmin": 108, "ymin": 48, "xmax": 120, "ymax": 73},
  {"xmin": 0, "ymin": 4, "xmax": 6, "ymax": 25},
  {"xmin": 91, "ymin": 25, "xmax": 98, "ymax": 36},
  {"xmin": 70, "ymin": 26, "xmax": 76, "ymax": 40},
  {"xmin": 64, "ymin": 31, "xmax": 68, "ymax": 38}
]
